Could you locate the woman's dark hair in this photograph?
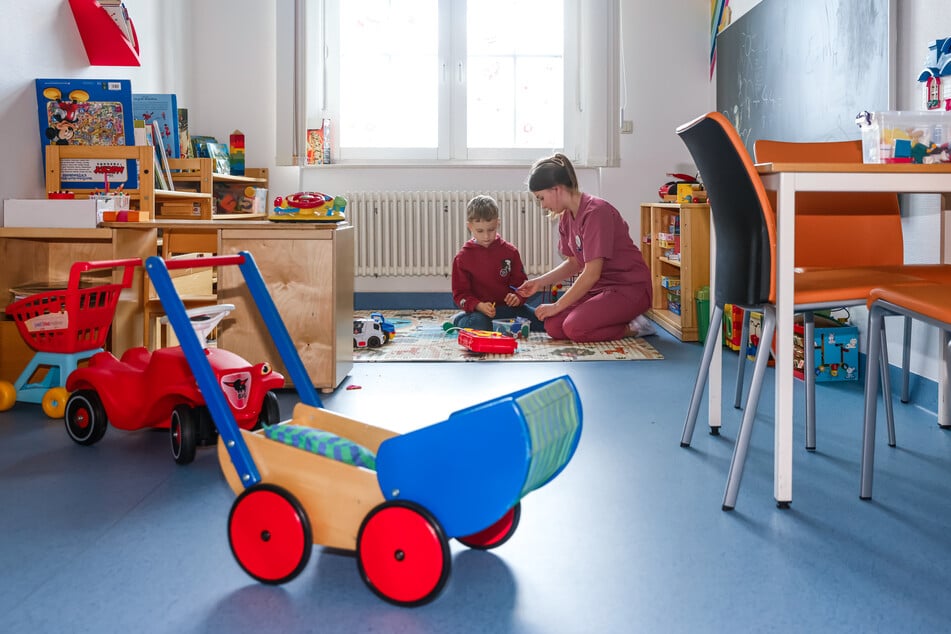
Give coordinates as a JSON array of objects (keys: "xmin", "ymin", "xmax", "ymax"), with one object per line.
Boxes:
[{"xmin": 527, "ymin": 153, "xmax": 579, "ymax": 193}]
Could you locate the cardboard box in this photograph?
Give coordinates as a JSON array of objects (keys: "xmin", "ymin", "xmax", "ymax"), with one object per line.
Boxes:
[
  {"xmin": 2, "ymin": 199, "xmax": 98, "ymax": 228},
  {"xmin": 857, "ymin": 110, "xmax": 951, "ymax": 164}
]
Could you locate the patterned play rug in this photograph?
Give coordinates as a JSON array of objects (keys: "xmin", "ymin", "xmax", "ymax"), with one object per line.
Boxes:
[{"xmin": 353, "ymin": 309, "xmax": 664, "ymax": 362}]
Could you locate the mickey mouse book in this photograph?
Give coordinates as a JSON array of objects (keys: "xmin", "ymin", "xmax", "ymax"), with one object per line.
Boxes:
[{"xmin": 35, "ymin": 78, "xmax": 138, "ymax": 190}]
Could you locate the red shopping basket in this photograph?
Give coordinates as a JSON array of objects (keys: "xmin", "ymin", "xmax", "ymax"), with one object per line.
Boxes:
[{"xmin": 5, "ymin": 259, "xmax": 140, "ymax": 354}]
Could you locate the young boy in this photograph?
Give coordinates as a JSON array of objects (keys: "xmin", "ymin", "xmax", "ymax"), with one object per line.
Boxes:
[{"xmin": 451, "ymin": 195, "xmax": 545, "ymax": 332}]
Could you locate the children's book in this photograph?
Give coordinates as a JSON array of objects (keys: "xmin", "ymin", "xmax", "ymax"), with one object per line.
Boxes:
[
  {"xmin": 151, "ymin": 120, "xmax": 174, "ymax": 191},
  {"xmin": 190, "ymin": 135, "xmax": 217, "ymax": 159},
  {"xmin": 132, "ymin": 93, "xmax": 180, "ymax": 158},
  {"xmin": 206, "ymin": 142, "xmax": 231, "ymax": 175},
  {"xmin": 178, "ymin": 108, "xmax": 191, "ymax": 158},
  {"xmin": 35, "ymin": 78, "xmax": 138, "ymax": 190}
]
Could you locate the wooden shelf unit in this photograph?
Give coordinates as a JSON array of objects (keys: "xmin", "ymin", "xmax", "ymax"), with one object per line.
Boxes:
[
  {"xmin": 167, "ymin": 158, "xmax": 268, "ymax": 219},
  {"xmin": 640, "ymin": 202, "xmax": 711, "ymax": 341},
  {"xmin": 45, "ymin": 145, "xmax": 213, "ymax": 221}
]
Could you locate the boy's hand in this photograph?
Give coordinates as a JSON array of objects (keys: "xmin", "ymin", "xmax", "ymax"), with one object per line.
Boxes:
[
  {"xmin": 477, "ymin": 302, "xmax": 497, "ymax": 318},
  {"xmin": 503, "ymin": 292, "xmax": 521, "ymax": 307}
]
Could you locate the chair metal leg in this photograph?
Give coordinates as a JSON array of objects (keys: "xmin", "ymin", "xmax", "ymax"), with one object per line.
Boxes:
[
  {"xmin": 879, "ymin": 324, "xmax": 896, "ymax": 447},
  {"xmin": 860, "ymin": 306, "xmax": 885, "ymax": 500},
  {"xmin": 901, "ymin": 315, "xmax": 912, "ymax": 403},
  {"xmin": 682, "ymin": 305, "xmax": 725, "ymax": 446},
  {"xmin": 802, "ymin": 312, "xmax": 816, "ymax": 451},
  {"xmin": 734, "ymin": 309, "xmax": 750, "ymax": 409},
  {"xmin": 723, "ymin": 305, "xmax": 776, "ymax": 511}
]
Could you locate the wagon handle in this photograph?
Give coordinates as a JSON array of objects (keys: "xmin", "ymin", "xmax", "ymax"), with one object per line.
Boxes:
[
  {"xmin": 162, "ymin": 254, "xmax": 246, "ymax": 270},
  {"xmin": 68, "ymin": 258, "xmax": 142, "ymax": 291}
]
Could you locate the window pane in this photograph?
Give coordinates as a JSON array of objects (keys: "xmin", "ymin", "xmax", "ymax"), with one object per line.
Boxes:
[
  {"xmin": 339, "ymin": 1, "xmax": 439, "ymax": 148},
  {"xmin": 467, "ymin": 0, "xmax": 563, "ymax": 149}
]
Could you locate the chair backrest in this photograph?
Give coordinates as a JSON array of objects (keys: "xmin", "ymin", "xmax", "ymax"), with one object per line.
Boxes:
[
  {"xmin": 753, "ymin": 139, "xmax": 904, "ymax": 267},
  {"xmin": 676, "ymin": 112, "xmax": 776, "ymax": 308}
]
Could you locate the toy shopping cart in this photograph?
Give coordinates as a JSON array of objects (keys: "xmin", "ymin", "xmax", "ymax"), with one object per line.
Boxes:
[
  {"xmin": 147, "ymin": 251, "xmax": 583, "ymax": 607},
  {"xmin": 0, "ymin": 258, "xmax": 140, "ymax": 418}
]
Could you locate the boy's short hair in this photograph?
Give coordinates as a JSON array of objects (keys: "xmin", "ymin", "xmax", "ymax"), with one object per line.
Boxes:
[{"xmin": 467, "ymin": 195, "xmax": 499, "ymax": 222}]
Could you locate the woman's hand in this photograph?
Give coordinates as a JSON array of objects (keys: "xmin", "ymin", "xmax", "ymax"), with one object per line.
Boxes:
[
  {"xmin": 534, "ymin": 302, "xmax": 562, "ymax": 320},
  {"xmin": 517, "ymin": 279, "xmax": 542, "ymax": 297}
]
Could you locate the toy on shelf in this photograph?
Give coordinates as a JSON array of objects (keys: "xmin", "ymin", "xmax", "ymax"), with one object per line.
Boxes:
[
  {"xmin": 457, "ymin": 328, "xmax": 519, "ymax": 354},
  {"xmin": 63, "ymin": 298, "xmax": 284, "ymax": 465},
  {"xmin": 269, "ymin": 191, "xmax": 347, "ymax": 222},
  {"xmin": 0, "ymin": 258, "xmax": 140, "ymax": 418},
  {"xmin": 147, "ymin": 251, "xmax": 583, "ymax": 606}
]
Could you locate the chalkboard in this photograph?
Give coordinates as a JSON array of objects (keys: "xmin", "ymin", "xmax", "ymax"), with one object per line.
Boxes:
[{"xmin": 716, "ymin": 0, "xmax": 893, "ymax": 155}]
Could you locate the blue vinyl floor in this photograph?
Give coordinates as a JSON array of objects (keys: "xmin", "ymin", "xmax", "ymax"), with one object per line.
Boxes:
[{"xmin": 2, "ymin": 327, "xmax": 951, "ymax": 633}]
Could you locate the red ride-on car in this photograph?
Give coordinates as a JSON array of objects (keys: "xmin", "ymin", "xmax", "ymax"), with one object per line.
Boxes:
[{"xmin": 64, "ymin": 304, "xmax": 284, "ymax": 464}]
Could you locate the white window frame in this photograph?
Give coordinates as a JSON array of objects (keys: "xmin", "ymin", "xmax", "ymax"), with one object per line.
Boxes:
[{"xmin": 283, "ymin": 0, "xmax": 619, "ymax": 167}]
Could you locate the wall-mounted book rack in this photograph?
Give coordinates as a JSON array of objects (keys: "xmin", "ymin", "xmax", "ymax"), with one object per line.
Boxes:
[{"xmin": 67, "ymin": 0, "xmax": 140, "ymax": 67}]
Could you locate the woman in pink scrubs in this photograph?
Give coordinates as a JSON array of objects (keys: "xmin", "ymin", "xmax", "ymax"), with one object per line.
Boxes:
[{"xmin": 516, "ymin": 153, "xmax": 654, "ymax": 342}]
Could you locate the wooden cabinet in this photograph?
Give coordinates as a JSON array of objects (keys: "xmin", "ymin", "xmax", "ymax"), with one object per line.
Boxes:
[
  {"xmin": 167, "ymin": 158, "xmax": 268, "ymax": 219},
  {"xmin": 640, "ymin": 202, "xmax": 710, "ymax": 341},
  {"xmin": 0, "ymin": 222, "xmax": 354, "ymax": 392},
  {"xmin": 216, "ymin": 224, "xmax": 354, "ymax": 392}
]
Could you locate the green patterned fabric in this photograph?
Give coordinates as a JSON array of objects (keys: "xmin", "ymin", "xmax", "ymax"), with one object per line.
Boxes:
[
  {"xmin": 263, "ymin": 424, "xmax": 377, "ymax": 470},
  {"xmin": 516, "ymin": 378, "xmax": 581, "ymax": 497}
]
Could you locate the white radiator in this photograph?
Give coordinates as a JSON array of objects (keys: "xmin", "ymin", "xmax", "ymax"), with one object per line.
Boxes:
[{"xmin": 346, "ymin": 191, "xmax": 554, "ymax": 277}]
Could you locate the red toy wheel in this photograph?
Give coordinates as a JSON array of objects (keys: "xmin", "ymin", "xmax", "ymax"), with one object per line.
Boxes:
[
  {"xmin": 64, "ymin": 390, "xmax": 108, "ymax": 446},
  {"xmin": 456, "ymin": 503, "xmax": 521, "ymax": 550},
  {"xmin": 357, "ymin": 500, "xmax": 451, "ymax": 606},
  {"xmin": 228, "ymin": 484, "xmax": 312, "ymax": 585},
  {"xmin": 170, "ymin": 405, "xmax": 198, "ymax": 465},
  {"xmin": 284, "ymin": 191, "xmax": 331, "ymax": 209}
]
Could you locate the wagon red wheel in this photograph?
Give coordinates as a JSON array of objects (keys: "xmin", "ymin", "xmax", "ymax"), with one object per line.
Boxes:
[
  {"xmin": 357, "ymin": 500, "xmax": 450, "ymax": 606},
  {"xmin": 228, "ymin": 484, "xmax": 312, "ymax": 585},
  {"xmin": 456, "ymin": 502, "xmax": 521, "ymax": 550}
]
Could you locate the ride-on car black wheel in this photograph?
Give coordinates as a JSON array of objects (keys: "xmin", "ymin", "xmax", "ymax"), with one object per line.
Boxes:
[
  {"xmin": 256, "ymin": 391, "xmax": 280, "ymax": 429},
  {"xmin": 456, "ymin": 503, "xmax": 521, "ymax": 550},
  {"xmin": 368, "ymin": 336, "xmax": 382, "ymax": 348},
  {"xmin": 228, "ymin": 484, "xmax": 312, "ymax": 584},
  {"xmin": 170, "ymin": 405, "xmax": 198, "ymax": 465},
  {"xmin": 65, "ymin": 390, "xmax": 109, "ymax": 445}
]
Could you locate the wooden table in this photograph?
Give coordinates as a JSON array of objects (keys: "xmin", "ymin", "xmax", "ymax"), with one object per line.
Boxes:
[{"xmin": 706, "ymin": 163, "xmax": 951, "ymax": 506}]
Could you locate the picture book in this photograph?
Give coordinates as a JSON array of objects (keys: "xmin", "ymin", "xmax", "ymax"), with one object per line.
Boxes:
[
  {"xmin": 151, "ymin": 120, "xmax": 174, "ymax": 191},
  {"xmin": 35, "ymin": 78, "xmax": 138, "ymax": 190},
  {"xmin": 190, "ymin": 135, "xmax": 217, "ymax": 159},
  {"xmin": 206, "ymin": 142, "xmax": 231, "ymax": 175},
  {"xmin": 178, "ymin": 108, "xmax": 191, "ymax": 158},
  {"xmin": 132, "ymin": 93, "xmax": 180, "ymax": 158}
]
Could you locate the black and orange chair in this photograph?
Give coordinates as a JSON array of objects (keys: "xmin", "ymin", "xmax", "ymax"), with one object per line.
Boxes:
[
  {"xmin": 860, "ymin": 283, "xmax": 951, "ymax": 499},
  {"xmin": 750, "ymin": 139, "xmax": 951, "ymax": 438},
  {"xmin": 676, "ymin": 112, "xmax": 926, "ymax": 510}
]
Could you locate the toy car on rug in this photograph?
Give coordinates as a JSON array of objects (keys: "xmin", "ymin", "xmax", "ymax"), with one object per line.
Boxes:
[{"xmin": 148, "ymin": 251, "xmax": 584, "ymax": 607}]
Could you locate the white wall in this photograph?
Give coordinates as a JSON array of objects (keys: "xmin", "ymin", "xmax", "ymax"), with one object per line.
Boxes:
[{"xmin": 3, "ymin": 0, "xmax": 950, "ymax": 380}]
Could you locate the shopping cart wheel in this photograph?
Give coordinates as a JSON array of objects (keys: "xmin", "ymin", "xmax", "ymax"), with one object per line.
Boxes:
[
  {"xmin": 255, "ymin": 391, "xmax": 281, "ymax": 430},
  {"xmin": 64, "ymin": 390, "xmax": 108, "ymax": 445},
  {"xmin": 0, "ymin": 381, "xmax": 15, "ymax": 412},
  {"xmin": 41, "ymin": 387, "xmax": 70, "ymax": 419},
  {"xmin": 170, "ymin": 405, "xmax": 198, "ymax": 465},
  {"xmin": 357, "ymin": 500, "xmax": 451, "ymax": 606},
  {"xmin": 228, "ymin": 483, "xmax": 312, "ymax": 585},
  {"xmin": 457, "ymin": 502, "xmax": 521, "ymax": 550}
]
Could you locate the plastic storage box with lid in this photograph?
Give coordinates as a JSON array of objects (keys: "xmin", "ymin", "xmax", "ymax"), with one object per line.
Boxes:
[{"xmin": 856, "ymin": 110, "xmax": 951, "ymax": 164}]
